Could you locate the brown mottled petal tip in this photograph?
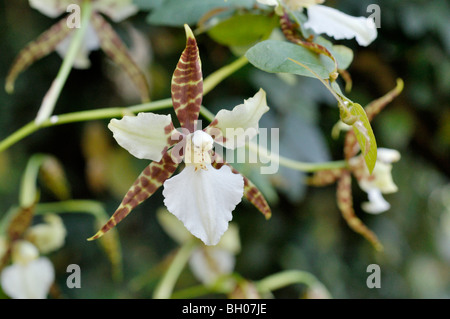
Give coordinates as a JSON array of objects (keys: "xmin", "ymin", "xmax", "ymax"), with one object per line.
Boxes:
[
  {"xmin": 88, "ymin": 151, "xmax": 179, "ymax": 241},
  {"xmin": 171, "ymin": 24, "xmax": 203, "ymax": 133},
  {"xmin": 5, "ymin": 17, "xmax": 72, "ymax": 93},
  {"xmin": 91, "ymin": 13, "xmax": 150, "ymax": 103},
  {"xmin": 336, "ymin": 171, "xmax": 383, "ymax": 251}
]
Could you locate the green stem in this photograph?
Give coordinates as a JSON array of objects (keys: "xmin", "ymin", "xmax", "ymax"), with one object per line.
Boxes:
[
  {"xmin": 255, "ymin": 270, "xmax": 330, "ymax": 296},
  {"xmin": 19, "ymin": 154, "xmax": 47, "ymax": 208},
  {"xmin": 0, "ymin": 99, "xmax": 172, "ymax": 152},
  {"xmin": 247, "ymin": 141, "xmax": 348, "ymax": 172},
  {"xmin": 199, "ymin": 106, "xmax": 348, "ymax": 172},
  {"xmin": 35, "ymin": 0, "xmax": 93, "ymax": 125},
  {"xmin": 34, "ymin": 200, "xmax": 106, "ymax": 219},
  {"xmin": 202, "ymin": 55, "xmax": 248, "ymax": 94},
  {"xmin": 153, "ymin": 240, "xmax": 198, "ymax": 299}
]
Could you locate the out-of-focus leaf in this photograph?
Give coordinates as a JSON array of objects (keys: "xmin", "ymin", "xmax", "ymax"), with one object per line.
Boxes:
[
  {"xmin": 39, "ymin": 156, "xmax": 71, "ymax": 201},
  {"xmin": 133, "ymin": 0, "xmax": 163, "ymax": 10},
  {"xmin": 329, "ymin": 44, "xmax": 354, "ymax": 71},
  {"xmin": 95, "ymin": 218, "xmax": 123, "ymax": 282},
  {"xmin": 245, "ymin": 40, "xmax": 334, "ymax": 80},
  {"xmin": 81, "ymin": 122, "xmax": 113, "ymax": 194},
  {"xmin": 208, "ymin": 13, "xmax": 278, "ymax": 47},
  {"xmin": 147, "ymin": 0, "xmax": 255, "ymax": 26},
  {"xmin": 277, "ymin": 116, "xmax": 330, "ymax": 202}
]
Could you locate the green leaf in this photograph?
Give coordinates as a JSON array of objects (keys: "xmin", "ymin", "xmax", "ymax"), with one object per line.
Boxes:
[
  {"xmin": 349, "ymin": 103, "xmax": 378, "ymax": 174},
  {"xmin": 133, "ymin": 0, "xmax": 163, "ymax": 10},
  {"xmin": 208, "ymin": 13, "xmax": 278, "ymax": 47},
  {"xmin": 315, "ymin": 37, "xmax": 354, "ymax": 71},
  {"xmin": 147, "ymin": 0, "xmax": 255, "ymax": 26},
  {"xmin": 245, "ymin": 40, "xmax": 334, "ymax": 79}
]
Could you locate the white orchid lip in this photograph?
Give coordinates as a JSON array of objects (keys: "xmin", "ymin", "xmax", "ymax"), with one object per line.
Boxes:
[
  {"xmin": 163, "ymin": 164, "xmax": 244, "ymax": 246},
  {"xmin": 1, "ymin": 257, "xmax": 55, "ymax": 299}
]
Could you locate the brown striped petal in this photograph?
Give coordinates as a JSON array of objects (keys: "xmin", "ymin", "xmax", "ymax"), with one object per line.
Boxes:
[
  {"xmin": 171, "ymin": 24, "xmax": 203, "ymax": 133},
  {"xmin": 212, "ymin": 153, "xmax": 271, "ymax": 219},
  {"xmin": 7, "ymin": 206, "xmax": 35, "ymax": 242},
  {"xmin": 343, "ymin": 130, "xmax": 359, "ymax": 161},
  {"xmin": 364, "ymin": 79, "xmax": 404, "ymax": 122},
  {"xmin": 5, "ymin": 17, "xmax": 72, "ymax": 93},
  {"xmin": 336, "ymin": 171, "xmax": 383, "ymax": 251},
  {"xmin": 87, "ymin": 151, "xmax": 179, "ymax": 241},
  {"xmin": 91, "ymin": 13, "xmax": 150, "ymax": 103}
]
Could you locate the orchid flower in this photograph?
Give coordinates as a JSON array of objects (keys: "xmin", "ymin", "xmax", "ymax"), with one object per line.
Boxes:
[
  {"xmin": 0, "ymin": 240, "xmax": 54, "ymax": 299},
  {"xmin": 89, "ymin": 25, "xmax": 271, "ymax": 246},
  {"xmin": 257, "ymin": 0, "xmax": 377, "ymax": 46},
  {"xmin": 308, "ymin": 80, "xmax": 404, "ymax": 250},
  {"xmin": 349, "ymin": 148, "xmax": 400, "ymax": 214},
  {"xmin": 6, "ymin": 0, "xmax": 149, "ymax": 101}
]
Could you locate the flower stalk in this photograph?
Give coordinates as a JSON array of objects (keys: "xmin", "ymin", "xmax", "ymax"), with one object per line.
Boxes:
[{"xmin": 35, "ymin": 0, "xmax": 93, "ymax": 125}]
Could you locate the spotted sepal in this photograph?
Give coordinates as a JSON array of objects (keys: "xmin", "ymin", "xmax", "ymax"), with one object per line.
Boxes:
[
  {"xmin": 91, "ymin": 13, "xmax": 150, "ymax": 103},
  {"xmin": 88, "ymin": 151, "xmax": 179, "ymax": 240},
  {"xmin": 337, "ymin": 171, "xmax": 383, "ymax": 251},
  {"xmin": 171, "ymin": 24, "xmax": 203, "ymax": 132},
  {"xmin": 364, "ymin": 79, "xmax": 404, "ymax": 122},
  {"xmin": 212, "ymin": 154, "xmax": 271, "ymax": 219},
  {"xmin": 5, "ymin": 17, "xmax": 72, "ymax": 93}
]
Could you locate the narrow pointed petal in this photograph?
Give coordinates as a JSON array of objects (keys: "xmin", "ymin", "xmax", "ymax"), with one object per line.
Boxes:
[
  {"xmin": 171, "ymin": 24, "xmax": 203, "ymax": 132},
  {"xmin": 205, "ymin": 89, "xmax": 269, "ymax": 149},
  {"xmin": 163, "ymin": 165, "xmax": 244, "ymax": 246},
  {"xmin": 364, "ymin": 79, "xmax": 404, "ymax": 122},
  {"xmin": 304, "ymin": 5, "xmax": 377, "ymax": 47},
  {"xmin": 91, "ymin": 13, "xmax": 150, "ymax": 102},
  {"xmin": 108, "ymin": 112, "xmax": 176, "ymax": 162},
  {"xmin": 5, "ymin": 18, "xmax": 72, "ymax": 93},
  {"xmin": 1, "ymin": 257, "xmax": 54, "ymax": 299},
  {"xmin": 92, "ymin": 0, "xmax": 138, "ymax": 22},
  {"xmin": 88, "ymin": 151, "xmax": 179, "ymax": 241},
  {"xmin": 8, "ymin": 206, "xmax": 35, "ymax": 242},
  {"xmin": 212, "ymin": 154, "xmax": 271, "ymax": 219},
  {"xmin": 336, "ymin": 171, "xmax": 383, "ymax": 251},
  {"xmin": 29, "ymin": 0, "xmax": 71, "ymax": 18}
]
